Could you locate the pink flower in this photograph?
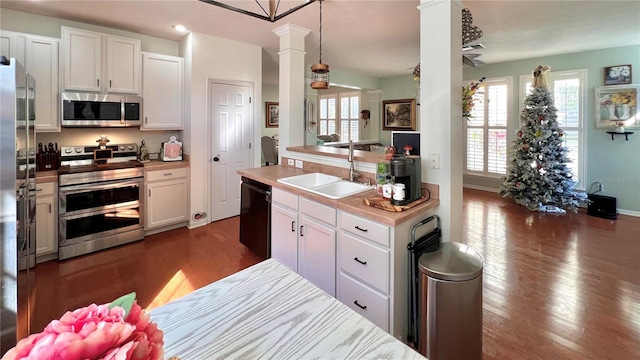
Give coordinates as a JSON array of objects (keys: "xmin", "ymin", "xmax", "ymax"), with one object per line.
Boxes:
[{"xmin": 2, "ymin": 297, "xmax": 163, "ymax": 360}]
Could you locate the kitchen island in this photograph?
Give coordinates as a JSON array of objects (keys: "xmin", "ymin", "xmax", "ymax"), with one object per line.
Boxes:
[{"xmin": 150, "ymin": 258, "xmax": 425, "ymax": 359}]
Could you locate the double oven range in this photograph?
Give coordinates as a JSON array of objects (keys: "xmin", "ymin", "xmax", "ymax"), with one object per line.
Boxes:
[{"xmin": 58, "ymin": 144, "xmax": 144, "ymax": 260}]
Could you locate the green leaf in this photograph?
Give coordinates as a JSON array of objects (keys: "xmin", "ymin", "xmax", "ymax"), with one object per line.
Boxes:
[{"xmin": 109, "ymin": 292, "xmax": 136, "ymax": 317}]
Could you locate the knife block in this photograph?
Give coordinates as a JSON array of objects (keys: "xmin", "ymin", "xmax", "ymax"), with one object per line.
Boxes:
[{"xmin": 36, "ymin": 150, "xmax": 61, "ymax": 171}]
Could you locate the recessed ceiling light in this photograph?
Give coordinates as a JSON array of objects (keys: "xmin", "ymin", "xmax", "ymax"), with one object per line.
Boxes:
[{"xmin": 172, "ymin": 25, "xmax": 188, "ymax": 32}]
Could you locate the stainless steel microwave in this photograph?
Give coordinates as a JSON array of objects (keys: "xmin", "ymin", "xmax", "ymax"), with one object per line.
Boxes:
[{"xmin": 61, "ymin": 92, "xmax": 142, "ymax": 127}]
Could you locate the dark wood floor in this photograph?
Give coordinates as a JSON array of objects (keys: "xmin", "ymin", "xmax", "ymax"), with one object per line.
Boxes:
[{"xmin": 31, "ymin": 188, "xmax": 640, "ymax": 359}]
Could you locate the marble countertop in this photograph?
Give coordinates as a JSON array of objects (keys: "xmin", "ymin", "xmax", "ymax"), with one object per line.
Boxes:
[
  {"xmin": 238, "ymin": 165, "xmax": 439, "ymax": 227},
  {"xmin": 150, "ymin": 259, "xmax": 425, "ymax": 360}
]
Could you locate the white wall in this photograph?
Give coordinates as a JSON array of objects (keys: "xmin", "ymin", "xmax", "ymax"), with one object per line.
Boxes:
[{"xmin": 184, "ymin": 32, "xmax": 262, "ymax": 228}]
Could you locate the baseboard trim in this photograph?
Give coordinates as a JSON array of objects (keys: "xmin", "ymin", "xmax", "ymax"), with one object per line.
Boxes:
[
  {"xmin": 463, "ymin": 184, "xmax": 499, "ymax": 193},
  {"xmin": 618, "ymin": 209, "xmax": 640, "ymax": 218}
]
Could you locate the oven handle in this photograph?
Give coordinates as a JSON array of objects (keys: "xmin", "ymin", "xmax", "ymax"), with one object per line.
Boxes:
[{"xmin": 59, "ymin": 178, "xmax": 143, "ymax": 194}]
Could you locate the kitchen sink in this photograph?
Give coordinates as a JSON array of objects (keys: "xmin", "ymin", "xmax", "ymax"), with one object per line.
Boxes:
[{"xmin": 277, "ymin": 173, "xmax": 372, "ymax": 199}]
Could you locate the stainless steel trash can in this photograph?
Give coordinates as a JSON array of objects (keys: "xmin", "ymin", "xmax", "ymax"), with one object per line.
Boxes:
[{"xmin": 418, "ymin": 241, "xmax": 483, "ymax": 360}]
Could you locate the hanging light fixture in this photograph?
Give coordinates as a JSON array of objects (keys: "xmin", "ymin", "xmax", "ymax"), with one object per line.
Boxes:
[
  {"xmin": 310, "ymin": 0, "xmax": 329, "ymax": 89},
  {"xmin": 199, "ymin": 0, "xmax": 317, "ymax": 22}
]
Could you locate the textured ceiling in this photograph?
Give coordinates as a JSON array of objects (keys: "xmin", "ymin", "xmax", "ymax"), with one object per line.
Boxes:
[{"xmin": 2, "ymin": 0, "xmax": 639, "ymax": 85}]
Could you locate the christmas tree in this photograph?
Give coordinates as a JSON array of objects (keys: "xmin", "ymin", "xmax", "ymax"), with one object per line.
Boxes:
[{"xmin": 499, "ymin": 65, "xmax": 587, "ymax": 213}]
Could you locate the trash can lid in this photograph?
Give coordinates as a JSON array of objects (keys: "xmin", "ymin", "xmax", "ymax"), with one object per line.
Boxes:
[{"xmin": 418, "ymin": 242, "xmax": 483, "ymax": 281}]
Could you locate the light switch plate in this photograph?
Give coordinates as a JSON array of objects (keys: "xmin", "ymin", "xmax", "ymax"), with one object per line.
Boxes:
[
  {"xmin": 287, "ymin": 159, "xmax": 294, "ymax": 166},
  {"xmin": 295, "ymin": 160, "xmax": 303, "ymax": 168}
]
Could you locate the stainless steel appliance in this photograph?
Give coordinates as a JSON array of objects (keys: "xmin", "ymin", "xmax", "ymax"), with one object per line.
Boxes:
[
  {"xmin": 0, "ymin": 56, "xmax": 37, "ymax": 353},
  {"xmin": 61, "ymin": 92, "xmax": 142, "ymax": 127},
  {"xmin": 239, "ymin": 177, "xmax": 271, "ymax": 259},
  {"xmin": 390, "ymin": 155, "xmax": 422, "ymax": 206},
  {"xmin": 57, "ymin": 143, "xmax": 144, "ymax": 260}
]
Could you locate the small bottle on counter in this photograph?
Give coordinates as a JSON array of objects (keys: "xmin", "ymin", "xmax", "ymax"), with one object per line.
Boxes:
[{"xmin": 139, "ymin": 140, "xmax": 149, "ymax": 162}]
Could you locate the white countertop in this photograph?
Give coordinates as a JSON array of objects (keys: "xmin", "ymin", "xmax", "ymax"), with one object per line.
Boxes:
[{"xmin": 150, "ymin": 259, "xmax": 425, "ymax": 359}]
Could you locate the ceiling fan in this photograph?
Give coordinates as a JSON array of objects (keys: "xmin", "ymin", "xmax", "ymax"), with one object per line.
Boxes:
[
  {"xmin": 462, "ymin": 43, "xmax": 486, "ymax": 67},
  {"xmin": 411, "ymin": 8, "xmax": 486, "ymax": 76}
]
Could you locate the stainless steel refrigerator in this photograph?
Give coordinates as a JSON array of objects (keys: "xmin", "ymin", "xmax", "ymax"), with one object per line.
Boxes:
[{"xmin": 1, "ymin": 56, "xmax": 37, "ymax": 354}]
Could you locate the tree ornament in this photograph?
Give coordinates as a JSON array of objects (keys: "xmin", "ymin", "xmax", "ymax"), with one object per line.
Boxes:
[
  {"xmin": 535, "ymin": 130, "xmax": 542, "ymax": 137},
  {"xmin": 518, "ymin": 131, "xmax": 523, "ymax": 138}
]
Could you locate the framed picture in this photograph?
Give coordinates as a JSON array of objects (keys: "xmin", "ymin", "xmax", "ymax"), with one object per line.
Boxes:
[
  {"xmin": 594, "ymin": 84, "xmax": 639, "ymax": 129},
  {"xmin": 382, "ymin": 98, "xmax": 416, "ymax": 130},
  {"xmin": 266, "ymin": 102, "xmax": 279, "ymax": 128},
  {"xmin": 604, "ymin": 64, "xmax": 632, "ymax": 85}
]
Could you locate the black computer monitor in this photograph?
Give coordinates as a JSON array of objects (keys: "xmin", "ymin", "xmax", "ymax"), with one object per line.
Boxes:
[{"xmin": 391, "ymin": 131, "xmax": 420, "ymax": 155}]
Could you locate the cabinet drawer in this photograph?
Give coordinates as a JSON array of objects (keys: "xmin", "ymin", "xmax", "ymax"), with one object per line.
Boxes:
[
  {"xmin": 338, "ymin": 272, "xmax": 389, "ymax": 332},
  {"xmin": 300, "ymin": 197, "xmax": 336, "ymax": 226},
  {"xmin": 339, "ymin": 232, "xmax": 389, "ymax": 293},
  {"xmin": 340, "ymin": 211, "xmax": 389, "ymax": 247},
  {"xmin": 146, "ymin": 167, "xmax": 188, "ymax": 182},
  {"xmin": 272, "ymin": 187, "xmax": 298, "ymax": 210},
  {"xmin": 36, "ymin": 182, "xmax": 55, "ymax": 196}
]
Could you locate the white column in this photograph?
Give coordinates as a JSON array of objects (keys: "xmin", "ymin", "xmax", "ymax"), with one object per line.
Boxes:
[
  {"xmin": 419, "ymin": 0, "xmax": 464, "ymax": 243},
  {"xmin": 273, "ymin": 24, "xmax": 311, "ymax": 156}
]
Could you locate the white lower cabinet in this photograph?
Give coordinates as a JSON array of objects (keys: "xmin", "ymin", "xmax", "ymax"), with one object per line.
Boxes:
[
  {"xmin": 337, "ymin": 209, "xmax": 435, "ymax": 340},
  {"xmin": 145, "ymin": 167, "xmax": 189, "ymax": 233},
  {"xmin": 338, "ymin": 272, "xmax": 389, "ymax": 330},
  {"xmin": 271, "ymin": 186, "xmax": 435, "ymax": 340},
  {"xmin": 271, "ymin": 188, "xmax": 336, "ymax": 296},
  {"xmin": 271, "ymin": 203, "xmax": 298, "ymax": 272},
  {"xmin": 35, "ymin": 182, "xmax": 57, "ymax": 258}
]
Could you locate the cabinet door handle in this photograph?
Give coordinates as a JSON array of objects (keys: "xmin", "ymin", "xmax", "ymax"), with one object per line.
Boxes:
[
  {"xmin": 145, "ymin": 116, "xmax": 148, "ymax": 124},
  {"xmin": 48, "ymin": 204, "xmax": 52, "ymax": 213},
  {"xmin": 291, "ymin": 221, "xmax": 295, "ymax": 232},
  {"xmin": 97, "ymin": 79, "xmax": 100, "ymax": 87},
  {"xmin": 148, "ymin": 189, "xmax": 151, "ymax": 197},
  {"xmin": 109, "ymin": 80, "xmax": 112, "ymax": 88},
  {"xmin": 354, "ymin": 257, "xmax": 367, "ymax": 265},
  {"xmin": 355, "ymin": 225, "xmax": 368, "ymax": 232},
  {"xmin": 300, "ymin": 225, "xmax": 304, "ymax": 236},
  {"xmin": 353, "ymin": 300, "xmax": 367, "ymax": 310}
]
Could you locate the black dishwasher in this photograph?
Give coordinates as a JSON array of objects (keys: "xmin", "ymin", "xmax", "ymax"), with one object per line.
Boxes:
[{"xmin": 239, "ymin": 176, "xmax": 271, "ymax": 259}]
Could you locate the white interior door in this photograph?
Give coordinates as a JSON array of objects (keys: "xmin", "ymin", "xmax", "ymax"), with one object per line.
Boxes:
[{"xmin": 209, "ymin": 81, "xmax": 253, "ymax": 221}]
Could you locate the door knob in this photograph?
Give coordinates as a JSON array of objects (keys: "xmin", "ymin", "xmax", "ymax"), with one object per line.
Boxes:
[{"xmin": 213, "ymin": 156, "xmax": 220, "ymax": 162}]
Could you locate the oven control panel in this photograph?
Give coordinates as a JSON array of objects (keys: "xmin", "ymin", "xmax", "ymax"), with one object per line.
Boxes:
[{"xmin": 61, "ymin": 143, "xmax": 138, "ymax": 157}]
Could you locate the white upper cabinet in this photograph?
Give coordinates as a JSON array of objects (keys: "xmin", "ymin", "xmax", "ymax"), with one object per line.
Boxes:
[
  {"xmin": 26, "ymin": 36, "xmax": 60, "ymax": 132},
  {"xmin": 61, "ymin": 26, "xmax": 140, "ymax": 94},
  {"xmin": 2, "ymin": 30, "xmax": 60, "ymax": 132},
  {"xmin": 141, "ymin": 52, "xmax": 184, "ymax": 130}
]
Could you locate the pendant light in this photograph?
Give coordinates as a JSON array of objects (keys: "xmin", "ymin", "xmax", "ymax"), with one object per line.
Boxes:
[{"xmin": 310, "ymin": 0, "xmax": 329, "ymax": 89}]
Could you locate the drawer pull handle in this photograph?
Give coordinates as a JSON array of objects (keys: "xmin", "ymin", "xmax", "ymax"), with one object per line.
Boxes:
[
  {"xmin": 354, "ymin": 300, "xmax": 367, "ymax": 310},
  {"xmin": 354, "ymin": 257, "xmax": 367, "ymax": 265},
  {"xmin": 291, "ymin": 221, "xmax": 295, "ymax": 232},
  {"xmin": 35, "ymin": 189, "xmax": 43, "ymax": 192},
  {"xmin": 355, "ymin": 226, "xmax": 368, "ymax": 232},
  {"xmin": 300, "ymin": 225, "xmax": 304, "ymax": 236},
  {"xmin": 164, "ymin": 173, "xmax": 172, "ymax": 176}
]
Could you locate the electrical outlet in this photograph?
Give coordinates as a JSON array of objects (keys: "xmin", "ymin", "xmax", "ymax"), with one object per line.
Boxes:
[
  {"xmin": 599, "ymin": 183, "xmax": 604, "ymax": 192},
  {"xmin": 295, "ymin": 160, "xmax": 303, "ymax": 169},
  {"xmin": 149, "ymin": 153, "xmax": 159, "ymax": 160},
  {"xmin": 429, "ymin": 153, "xmax": 440, "ymax": 169},
  {"xmin": 287, "ymin": 159, "xmax": 294, "ymax": 166}
]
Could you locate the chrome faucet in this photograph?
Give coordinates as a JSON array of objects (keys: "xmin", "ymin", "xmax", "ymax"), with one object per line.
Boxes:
[{"xmin": 348, "ymin": 140, "xmax": 360, "ymax": 182}]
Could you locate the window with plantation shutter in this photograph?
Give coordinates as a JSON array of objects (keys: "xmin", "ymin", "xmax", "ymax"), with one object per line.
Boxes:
[
  {"xmin": 319, "ymin": 91, "xmax": 360, "ymax": 141},
  {"xmin": 318, "ymin": 95, "xmax": 337, "ymax": 136},
  {"xmin": 464, "ymin": 77, "xmax": 510, "ymax": 176},
  {"xmin": 520, "ymin": 69, "xmax": 586, "ymax": 189}
]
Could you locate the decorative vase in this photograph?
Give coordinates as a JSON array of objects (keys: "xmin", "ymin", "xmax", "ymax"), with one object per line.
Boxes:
[
  {"xmin": 607, "ymin": 104, "xmax": 618, "ymax": 120},
  {"xmin": 615, "ymin": 125, "xmax": 625, "ymax": 133},
  {"xmin": 616, "ymin": 104, "xmax": 631, "ymax": 120}
]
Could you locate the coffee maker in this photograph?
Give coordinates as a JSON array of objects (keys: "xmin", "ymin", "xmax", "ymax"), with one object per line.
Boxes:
[{"xmin": 390, "ymin": 156, "xmax": 422, "ymax": 206}]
